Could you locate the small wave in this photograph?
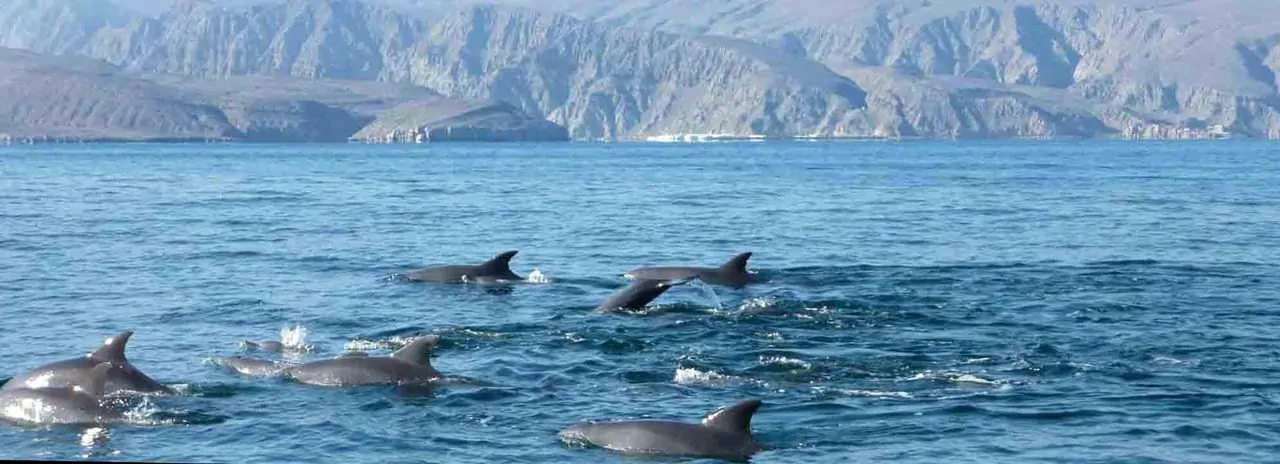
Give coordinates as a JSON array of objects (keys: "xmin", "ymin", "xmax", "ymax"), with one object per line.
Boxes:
[
  {"xmin": 446, "ymin": 327, "xmax": 505, "ymax": 339},
  {"xmin": 910, "ymin": 371, "xmax": 1009, "ymax": 388},
  {"xmin": 1151, "ymin": 356, "xmax": 1199, "ymax": 366},
  {"xmin": 759, "ymin": 356, "xmax": 812, "ymax": 370},
  {"xmin": 812, "ymin": 386, "xmax": 912, "ymax": 399},
  {"xmin": 738, "ymin": 296, "xmax": 779, "ymax": 312},
  {"xmin": 759, "ymin": 331, "xmax": 783, "ymax": 341}
]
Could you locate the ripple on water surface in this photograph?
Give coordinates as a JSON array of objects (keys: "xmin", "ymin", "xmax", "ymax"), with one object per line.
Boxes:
[{"xmin": 1, "ymin": 142, "xmax": 1279, "ymax": 463}]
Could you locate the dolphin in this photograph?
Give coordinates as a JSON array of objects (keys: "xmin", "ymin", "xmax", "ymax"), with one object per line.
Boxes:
[
  {"xmin": 405, "ymin": 251, "xmax": 523, "ymax": 283},
  {"xmin": 624, "ymin": 252, "xmax": 756, "ymax": 288},
  {"xmin": 0, "ymin": 363, "xmax": 126, "ymax": 425},
  {"xmin": 283, "ymin": 335, "xmax": 443, "ymax": 387},
  {"xmin": 558, "ymin": 398, "xmax": 765, "ymax": 460},
  {"xmin": 217, "ymin": 356, "xmax": 288, "ymax": 377},
  {"xmin": 596, "ymin": 277, "xmax": 695, "ymax": 312},
  {"xmin": 218, "ymin": 350, "xmax": 370, "ymax": 377},
  {"xmin": 1, "ymin": 330, "xmax": 171, "ymax": 395},
  {"xmin": 240, "ymin": 340, "xmax": 285, "ymax": 353}
]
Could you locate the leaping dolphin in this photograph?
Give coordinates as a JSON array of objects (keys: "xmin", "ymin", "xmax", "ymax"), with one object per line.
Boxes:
[
  {"xmin": 405, "ymin": 251, "xmax": 523, "ymax": 283},
  {"xmin": 625, "ymin": 252, "xmax": 756, "ymax": 289},
  {"xmin": 595, "ymin": 278, "xmax": 695, "ymax": 312},
  {"xmin": 1, "ymin": 330, "xmax": 171, "ymax": 395},
  {"xmin": 283, "ymin": 335, "xmax": 444, "ymax": 387},
  {"xmin": 0, "ymin": 363, "xmax": 126, "ymax": 425},
  {"xmin": 558, "ymin": 398, "xmax": 765, "ymax": 460}
]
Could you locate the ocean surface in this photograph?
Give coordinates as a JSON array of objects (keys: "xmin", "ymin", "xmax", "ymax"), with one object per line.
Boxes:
[{"xmin": 1, "ymin": 141, "xmax": 1278, "ymax": 463}]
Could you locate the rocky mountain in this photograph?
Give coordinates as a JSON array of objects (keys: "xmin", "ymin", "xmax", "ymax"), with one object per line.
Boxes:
[
  {"xmin": 0, "ymin": 46, "xmax": 239, "ymax": 141},
  {"xmin": 3, "ymin": 0, "xmax": 1278, "ymax": 139},
  {"xmin": 0, "ymin": 46, "xmax": 567, "ymax": 142}
]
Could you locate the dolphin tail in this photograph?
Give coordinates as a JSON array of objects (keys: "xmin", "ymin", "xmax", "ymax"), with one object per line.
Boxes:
[
  {"xmin": 700, "ymin": 398, "xmax": 763, "ymax": 434},
  {"xmin": 89, "ymin": 330, "xmax": 134, "ymax": 363},
  {"xmin": 480, "ymin": 250, "xmax": 521, "ymax": 278},
  {"xmin": 392, "ymin": 334, "xmax": 443, "ymax": 366},
  {"xmin": 720, "ymin": 252, "xmax": 753, "ymax": 274}
]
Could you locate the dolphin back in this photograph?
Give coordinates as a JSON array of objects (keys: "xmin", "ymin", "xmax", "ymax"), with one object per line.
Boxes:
[
  {"xmin": 596, "ymin": 279, "xmax": 679, "ymax": 311},
  {"xmin": 0, "ymin": 364, "xmax": 120, "ymax": 425},
  {"xmin": 559, "ymin": 420, "xmax": 758, "ymax": 459},
  {"xmin": 625, "ymin": 266, "xmax": 711, "ymax": 282},
  {"xmin": 285, "ymin": 357, "xmax": 439, "ymax": 387},
  {"xmin": 404, "ymin": 265, "xmax": 475, "ymax": 283}
]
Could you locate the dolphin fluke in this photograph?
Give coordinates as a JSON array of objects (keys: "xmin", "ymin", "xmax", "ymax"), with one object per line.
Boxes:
[
  {"xmin": 391, "ymin": 335, "xmax": 442, "ymax": 365},
  {"xmin": 89, "ymin": 330, "xmax": 134, "ymax": 363},
  {"xmin": 701, "ymin": 398, "xmax": 762, "ymax": 433}
]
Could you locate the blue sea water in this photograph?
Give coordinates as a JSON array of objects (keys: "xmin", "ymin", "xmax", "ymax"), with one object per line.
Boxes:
[{"xmin": 1, "ymin": 140, "xmax": 1279, "ymax": 463}]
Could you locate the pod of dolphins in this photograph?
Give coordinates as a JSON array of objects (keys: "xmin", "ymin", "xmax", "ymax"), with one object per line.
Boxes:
[{"xmin": 1, "ymin": 251, "xmax": 765, "ymax": 461}]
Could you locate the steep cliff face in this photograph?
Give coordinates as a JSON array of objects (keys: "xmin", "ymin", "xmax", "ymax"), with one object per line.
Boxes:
[
  {"xmin": 460, "ymin": 0, "xmax": 1280, "ymax": 137},
  {"xmin": 4, "ymin": 0, "xmax": 1279, "ymax": 139},
  {"xmin": 406, "ymin": 6, "xmax": 870, "ymax": 139}
]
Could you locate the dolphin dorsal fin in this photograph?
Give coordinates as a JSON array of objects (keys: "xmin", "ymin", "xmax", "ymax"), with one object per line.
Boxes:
[
  {"xmin": 720, "ymin": 252, "xmax": 753, "ymax": 273},
  {"xmin": 89, "ymin": 330, "xmax": 134, "ymax": 363},
  {"xmin": 77, "ymin": 362, "xmax": 113, "ymax": 397},
  {"xmin": 479, "ymin": 250, "xmax": 519, "ymax": 273},
  {"xmin": 392, "ymin": 335, "xmax": 442, "ymax": 365},
  {"xmin": 700, "ymin": 399, "xmax": 762, "ymax": 433}
]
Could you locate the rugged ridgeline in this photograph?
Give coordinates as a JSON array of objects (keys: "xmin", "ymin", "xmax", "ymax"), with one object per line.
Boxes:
[
  {"xmin": 0, "ymin": 46, "xmax": 567, "ymax": 143},
  {"xmin": 2, "ymin": 0, "xmax": 1278, "ymax": 140},
  {"xmin": 431, "ymin": 0, "xmax": 1280, "ymax": 139}
]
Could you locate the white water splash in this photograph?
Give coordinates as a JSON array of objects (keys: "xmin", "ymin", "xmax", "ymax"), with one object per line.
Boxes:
[
  {"xmin": 911, "ymin": 371, "xmax": 1006, "ymax": 387},
  {"xmin": 813, "ymin": 386, "xmax": 913, "ymax": 399},
  {"xmin": 839, "ymin": 389, "xmax": 911, "ymax": 399},
  {"xmin": 280, "ymin": 325, "xmax": 311, "ymax": 351},
  {"xmin": 343, "ymin": 335, "xmax": 417, "ymax": 352},
  {"xmin": 525, "ymin": 268, "xmax": 550, "ymax": 283},
  {"xmin": 688, "ymin": 280, "xmax": 723, "ymax": 311},
  {"xmin": 759, "ymin": 356, "xmax": 812, "ymax": 370},
  {"xmin": 673, "ymin": 367, "xmax": 734, "ymax": 385},
  {"xmin": 738, "ymin": 296, "xmax": 778, "ymax": 312},
  {"xmin": 79, "ymin": 427, "xmax": 108, "ymax": 447}
]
